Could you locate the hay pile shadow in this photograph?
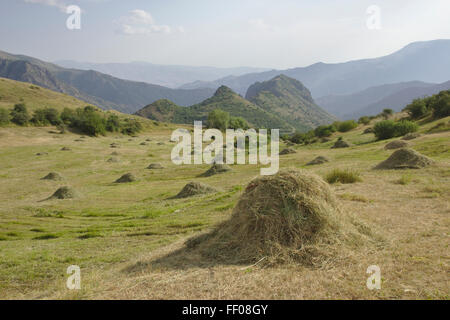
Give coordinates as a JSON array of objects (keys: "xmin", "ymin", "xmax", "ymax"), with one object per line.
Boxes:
[
  {"xmin": 306, "ymin": 156, "xmax": 329, "ymax": 166},
  {"xmin": 199, "ymin": 163, "xmax": 231, "ymax": 177},
  {"xmin": 384, "ymin": 140, "xmax": 409, "ymax": 150},
  {"xmin": 36, "ymin": 152, "xmax": 48, "ymax": 156},
  {"xmin": 147, "ymin": 163, "xmax": 164, "ymax": 169},
  {"xmin": 61, "ymin": 147, "xmax": 71, "ymax": 151},
  {"xmin": 172, "ymin": 182, "xmax": 217, "ymax": 199},
  {"xmin": 110, "ymin": 143, "xmax": 120, "ymax": 148},
  {"xmin": 374, "ymin": 148, "xmax": 434, "ymax": 170},
  {"xmin": 140, "ymin": 142, "xmax": 148, "ymax": 146},
  {"xmin": 41, "ymin": 172, "xmax": 63, "ymax": 181},
  {"xmin": 151, "ymin": 169, "xmax": 376, "ymax": 270},
  {"xmin": 402, "ymin": 133, "xmax": 421, "ymax": 140},
  {"xmin": 115, "ymin": 173, "xmax": 137, "ymax": 183},
  {"xmin": 279, "ymin": 148, "xmax": 296, "ymax": 155}
]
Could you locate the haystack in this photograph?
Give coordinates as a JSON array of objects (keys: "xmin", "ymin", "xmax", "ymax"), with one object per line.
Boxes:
[
  {"xmin": 307, "ymin": 156, "xmax": 329, "ymax": 166},
  {"xmin": 50, "ymin": 186, "xmax": 76, "ymax": 199},
  {"xmin": 111, "ymin": 151, "xmax": 120, "ymax": 156},
  {"xmin": 115, "ymin": 173, "xmax": 137, "ymax": 183},
  {"xmin": 279, "ymin": 148, "xmax": 296, "ymax": 155},
  {"xmin": 331, "ymin": 139, "xmax": 351, "ymax": 148},
  {"xmin": 174, "ymin": 182, "xmax": 217, "ymax": 199},
  {"xmin": 41, "ymin": 172, "xmax": 63, "ymax": 181},
  {"xmin": 157, "ymin": 142, "xmax": 165, "ymax": 146},
  {"xmin": 107, "ymin": 157, "xmax": 119, "ymax": 163},
  {"xmin": 384, "ymin": 140, "xmax": 409, "ymax": 150},
  {"xmin": 402, "ymin": 132, "xmax": 421, "ymax": 140},
  {"xmin": 186, "ymin": 169, "xmax": 364, "ymax": 265},
  {"xmin": 61, "ymin": 147, "xmax": 71, "ymax": 151},
  {"xmin": 36, "ymin": 152, "xmax": 48, "ymax": 156},
  {"xmin": 200, "ymin": 163, "xmax": 231, "ymax": 177},
  {"xmin": 374, "ymin": 148, "xmax": 434, "ymax": 170},
  {"xmin": 140, "ymin": 142, "xmax": 148, "ymax": 146},
  {"xmin": 363, "ymin": 127, "xmax": 374, "ymax": 134},
  {"xmin": 110, "ymin": 143, "xmax": 120, "ymax": 148},
  {"xmin": 147, "ymin": 163, "xmax": 164, "ymax": 169}
]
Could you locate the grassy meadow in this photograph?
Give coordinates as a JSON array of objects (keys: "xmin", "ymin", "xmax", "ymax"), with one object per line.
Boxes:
[{"xmin": 0, "ymin": 116, "xmax": 449, "ymax": 299}]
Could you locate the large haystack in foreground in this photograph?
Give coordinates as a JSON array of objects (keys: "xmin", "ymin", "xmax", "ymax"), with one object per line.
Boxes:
[
  {"xmin": 186, "ymin": 169, "xmax": 369, "ymax": 265},
  {"xmin": 374, "ymin": 148, "xmax": 433, "ymax": 170}
]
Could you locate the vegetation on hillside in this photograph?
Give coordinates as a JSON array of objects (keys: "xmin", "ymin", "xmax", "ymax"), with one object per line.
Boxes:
[{"xmin": 404, "ymin": 89, "xmax": 450, "ymax": 119}]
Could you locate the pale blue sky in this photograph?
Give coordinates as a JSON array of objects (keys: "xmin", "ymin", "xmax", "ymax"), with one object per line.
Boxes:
[{"xmin": 1, "ymin": 0, "xmax": 449, "ymax": 68}]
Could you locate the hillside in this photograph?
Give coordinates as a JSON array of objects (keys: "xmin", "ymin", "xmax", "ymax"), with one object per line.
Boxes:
[
  {"xmin": 245, "ymin": 75, "xmax": 336, "ymax": 131},
  {"xmin": 0, "ymin": 77, "xmax": 90, "ymax": 112},
  {"xmin": 55, "ymin": 60, "xmax": 269, "ymax": 89},
  {"xmin": 0, "ymin": 50, "xmax": 215, "ymax": 113},
  {"xmin": 136, "ymin": 86, "xmax": 294, "ymax": 132},
  {"xmin": 180, "ymin": 39, "xmax": 450, "ymax": 98}
]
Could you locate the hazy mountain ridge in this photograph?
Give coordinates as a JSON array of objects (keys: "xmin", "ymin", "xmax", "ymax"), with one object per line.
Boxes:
[
  {"xmin": 54, "ymin": 60, "xmax": 270, "ymax": 89},
  {"xmin": 0, "ymin": 50, "xmax": 215, "ymax": 113},
  {"xmin": 179, "ymin": 40, "xmax": 450, "ymax": 99}
]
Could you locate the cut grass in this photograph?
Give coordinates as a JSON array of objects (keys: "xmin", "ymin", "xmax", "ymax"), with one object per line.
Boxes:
[{"xmin": 325, "ymin": 169, "xmax": 362, "ymax": 184}]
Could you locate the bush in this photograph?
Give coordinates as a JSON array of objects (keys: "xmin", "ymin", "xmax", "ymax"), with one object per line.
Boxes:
[
  {"xmin": 121, "ymin": 118, "xmax": 142, "ymax": 135},
  {"xmin": 337, "ymin": 120, "xmax": 358, "ymax": 132},
  {"xmin": 358, "ymin": 116, "xmax": 371, "ymax": 125},
  {"xmin": 394, "ymin": 120, "xmax": 419, "ymax": 137},
  {"xmin": 229, "ymin": 116, "xmax": 249, "ymax": 130},
  {"xmin": 314, "ymin": 124, "xmax": 336, "ymax": 137},
  {"xmin": 405, "ymin": 98, "xmax": 428, "ymax": 119},
  {"xmin": 0, "ymin": 107, "xmax": 10, "ymax": 126},
  {"xmin": 431, "ymin": 91, "xmax": 450, "ymax": 118},
  {"xmin": 61, "ymin": 108, "xmax": 76, "ymax": 124},
  {"xmin": 207, "ymin": 109, "xmax": 230, "ymax": 131},
  {"xmin": 10, "ymin": 103, "xmax": 30, "ymax": 126},
  {"xmin": 70, "ymin": 106, "xmax": 107, "ymax": 136},
  {"xmin": 106, "ymin": 114, "xmax": 120, "ymax": 132},
  {"xmin": 325, "ymin": 169, "xmax": 362, "ymax": 184},
  {"xmin": 31, "ymin": 108, "xmax": 61, "ymax": 126},
  {"xmin": 373, "ymin": 120, "xmax": 418, "ymax": 140}
]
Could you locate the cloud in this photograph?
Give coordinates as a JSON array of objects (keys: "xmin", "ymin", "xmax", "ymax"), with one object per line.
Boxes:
[
  {"xmin": 116, "ymin": 10, "xmax": 181, "ymax": 35},
  {"xmin": 24, "ymin": 0, "xmax": 68, "ymax": 11}
]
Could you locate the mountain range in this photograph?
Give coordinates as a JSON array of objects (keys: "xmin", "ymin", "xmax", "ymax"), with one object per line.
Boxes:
[
  {"xmin": 317, "ymin": 80, "xmax": 450, "ymax": 119},
  {"xmin": 136, "ymin": 75, "xmax": 336, "ymax": 133},
  {"xmin": 54, "ymin": 60, "xmax": 269, "ymax": 89},
  {"xmin": 0, "ymin": 50, "xmax": 214, "ymax": 113},
  {"xmin": 179, "ymin": 40, "xmax": 450, "ymax": 99}
]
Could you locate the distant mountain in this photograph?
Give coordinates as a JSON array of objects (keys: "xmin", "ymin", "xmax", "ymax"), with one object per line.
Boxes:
[
  {"xmin": 136, "ymin": 86, "xmax": 294, "ymax": 133},
  {"xmin": 55, "ymin": 60, "xmax": 269, "ymax": 89},
  {"xmin": 0, "ymin": 50, "xmax": 215, "ymax": 113},
  {"xmin": 316, "ymin": 81, "xmax": 436, "ymax": 118},
  {"xmin": 179, "ymin": 39, "xmax": 450, "ymax": 98},
  {"xmin": 343, "ymin": 80, "xmax": 450, "ymax": 119},
  {"xmin": 245, "ymin": 75, "xmax": 336, "ymax": 131}
]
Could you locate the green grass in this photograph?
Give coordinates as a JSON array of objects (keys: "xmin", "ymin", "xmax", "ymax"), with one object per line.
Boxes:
[{"xmin": 325, "ymin": 169, "xmax": 362, "ymax": 184}]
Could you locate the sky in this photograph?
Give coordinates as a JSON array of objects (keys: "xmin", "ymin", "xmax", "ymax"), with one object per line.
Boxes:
[{"xmin": 1, "ymin": 0, "xmax": 449, "ymax": 69}]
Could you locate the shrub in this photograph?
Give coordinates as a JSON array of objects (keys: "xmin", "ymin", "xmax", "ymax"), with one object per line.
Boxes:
[
  {"xmin": 358, "ymin": 116, "xmax": 371, "ymax": 125},
  {"xmin": 337, "ymin": 120, "xmax": 358, "ymax": 132},
  {"xmin": 106, "ymin": 114, "xmax": 121, "ymax": 132},
  {"xmin": 373, "ymin": 120, "xmax": 397, "ymax": 140},
  {"xmin": 394, "ymin": 120, "xmax": 419, "ymax": 137},
  {"xmin": 0, "ymin": 107, "xmax": 10, "ymax": 125},
  {"xmin": 10, "ymin": 103, "xmax": 30, "ymax": 126},
  {"xmin": 314, "ymin": 124, "xmax": 336, "ymax": 137},
  {"xmin": 61, "ymin": 108, "xmax": 76, "ymax": 124},
  {"xmin": 31, "ymin": 108, "xmax": 61, "ymax": 126},
  {"xmin": 71, "ymin": 106, "xmax": 107, "ymax": 136},
  {"xmin": 207, "ymin": 109, "xmax": 230, "ymax": 131},
  {"xmin": 121, "ymin": 118, "xmax": 142, "ymax": 135},
  {"xmin": 431, "ymin": 91, "xmax": 450, "ymax": 118},
  {"xmin": 405, "ymin": 98, "xmax": 429, "ymax": 119},
  {"xmin": 325, "ymin": 169, "xmax": 362, "ymax": 184},
  {"xmin": 229, "ymin": 116, "xmax": 249, "ymax": 130}
]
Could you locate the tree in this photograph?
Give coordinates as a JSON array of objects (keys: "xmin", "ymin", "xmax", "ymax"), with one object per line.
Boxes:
[
  {"xmin": 207, "ymin": 109, "xmax": 229, "ymax": 131},
  {"xmin": 10, "ymin": 103, "xmax": 30, "ymax": 126},
  {"xmin": 373, "ymin": 119, "xmax": 418, "ymax": 140},
  {"xmin": 358, "ymin": 116, "xmax": 371, "ymax": 125},
  {"xmin": 405, "ymin": 98, "xmax": 428, "ymax": 119},
  {"xmin": 337, "ymin": 120, "xmax": 358, "ymax": 132},
  {"xmin": 314, "ymin": 124, "xmax": 336, "ymax": 137},
  {"xmin": 229, "ymin": 116, "xmax": 249, "ymax": 130},
  {"xmin": 31, "ymin": 108, "xmax": 61, "ymax": 126}
]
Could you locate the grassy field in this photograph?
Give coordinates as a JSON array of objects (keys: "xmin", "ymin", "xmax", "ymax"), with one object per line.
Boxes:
[{"xmin": 0, "ymin": 118, "xmax": 449, "ymax": 300}]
